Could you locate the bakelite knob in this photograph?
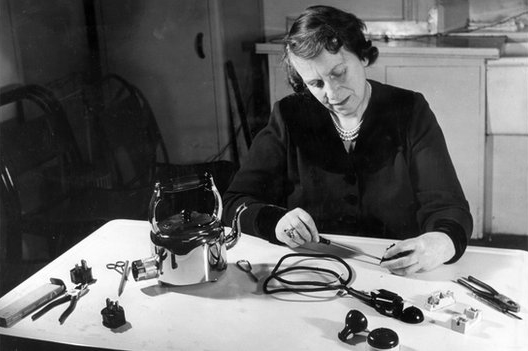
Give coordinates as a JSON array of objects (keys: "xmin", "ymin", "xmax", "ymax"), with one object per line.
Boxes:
[
  {"xmin": 367, "ymin": 328, "xmax": 399, "ymax": 351},
  {"xmin": 338, "ymin": 309, "xmax": 368, "ymax": 342},
  {"xmin": 400, "ymin": 306, "xmax": 424, "ymax": 324}
]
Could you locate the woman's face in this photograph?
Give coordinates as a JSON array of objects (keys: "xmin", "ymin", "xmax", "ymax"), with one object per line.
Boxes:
[{"xmin": 289, "ymin": 48, "xmax": 368, "ymax": 118}]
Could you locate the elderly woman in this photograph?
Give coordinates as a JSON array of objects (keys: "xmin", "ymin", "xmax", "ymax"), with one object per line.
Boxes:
[{"xmin": 222, "ymin": 5, "xmax": 472, "ymax": 275}]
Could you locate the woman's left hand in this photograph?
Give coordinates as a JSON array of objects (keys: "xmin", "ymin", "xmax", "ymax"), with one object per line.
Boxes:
[{"xmin": 379, "ymin": 232, "xmax": 456, "ymax": 276}]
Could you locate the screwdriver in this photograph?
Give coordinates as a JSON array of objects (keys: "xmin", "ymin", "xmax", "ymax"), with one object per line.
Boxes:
[{"xmin": 319, "ymin": 236, "xmax": 382, "ymax": 261}]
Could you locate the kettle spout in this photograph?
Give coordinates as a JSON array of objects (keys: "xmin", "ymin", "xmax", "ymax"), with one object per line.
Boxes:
[{"xmin": 225, "ymin": 203, "xmax": 247, "ymax": 250}]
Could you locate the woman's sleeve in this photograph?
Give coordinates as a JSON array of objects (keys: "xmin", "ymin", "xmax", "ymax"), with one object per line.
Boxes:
[
  {"xmin": 407, "ymin": 93, "xmax": 473, "ymax": 263},
  {"xmin": 222, "ymin": 101, "xmax": 290, "ymax": 243}
]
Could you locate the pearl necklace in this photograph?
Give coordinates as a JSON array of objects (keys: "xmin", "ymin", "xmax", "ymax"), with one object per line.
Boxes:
[
  {"xmin": 331, "ymin": 116, "xmax": 363, "ymax": 141},
  {"xmin": 330, "ymin": 82, "xmax": 371, "ymax": 142}
]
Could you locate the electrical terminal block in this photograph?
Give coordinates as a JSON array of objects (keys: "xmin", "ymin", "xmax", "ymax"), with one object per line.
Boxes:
[
  {"xmin": 451, "ymin": 307, "xmax": 482, "ymax": 334},
  {"xmin": 425, "ymin": 290, "xmax": 456, "ymax": 311}
]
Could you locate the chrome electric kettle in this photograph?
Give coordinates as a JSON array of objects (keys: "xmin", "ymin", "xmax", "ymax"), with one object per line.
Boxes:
[{"xmin": 132, "ymin": 173, "xmax": 246, "ymax": 286}]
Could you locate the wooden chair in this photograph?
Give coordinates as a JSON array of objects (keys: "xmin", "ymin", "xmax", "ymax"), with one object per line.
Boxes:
[
  {"xmin": 88, "ymin": 74, "xmax": 237, "ymax": 195},
  {"xmin": 0, "ymin": 84, "xmax": 152, "ymax": 261}
]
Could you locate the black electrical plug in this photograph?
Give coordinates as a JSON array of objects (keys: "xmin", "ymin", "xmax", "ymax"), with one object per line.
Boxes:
[
  {"xmin": 101, "ymin": 298, "xmax": 126, "ymax": 329},
  {"xmin": 70, "ymin": 259, "xmax": 96, "ymax": 285}
]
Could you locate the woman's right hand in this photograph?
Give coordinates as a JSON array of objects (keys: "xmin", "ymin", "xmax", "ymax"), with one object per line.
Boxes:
[{"xmin": 275, "ymin": 207, "xmax": 320, "ymax": 248}]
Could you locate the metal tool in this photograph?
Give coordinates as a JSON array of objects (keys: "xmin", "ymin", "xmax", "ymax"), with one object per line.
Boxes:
[
  {"xmin": 236, "ymin": 259, "xmax": 259, "ymax": 282},
  {"xmin": 379, "ymin": 250, "xmax": 414, "ymax": 263},
  {"xmin": 319, "ymin": 236, "xmax": 382, "ymax": 261},
  {"xmin": 31, "ymin": 284, "xmax": 89, "ymax": 324},
  {"xmin": 107, "ymin": 260, "xmax": 130, "ymax": 296},
  {"xmin": 379, "ymin": 243, "xmax": 413, "ymax": 263},
  {"xmin": 457, "ymin": 275, "xmax": 521, "ymax": 320},
  {"xmin": 0, "ymin": 278, "xmax": 65, "ymax": 327}
]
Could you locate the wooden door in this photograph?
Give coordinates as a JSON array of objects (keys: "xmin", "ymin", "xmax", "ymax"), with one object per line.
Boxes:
[{"xmin": 98, "ymin": 0, "xmax": 221, "ymax": 162}]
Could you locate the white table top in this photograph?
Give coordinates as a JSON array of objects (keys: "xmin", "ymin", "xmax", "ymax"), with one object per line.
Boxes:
[{"xmin": 1, "ymin": 220, "xmax": 527, "ymax": 351}]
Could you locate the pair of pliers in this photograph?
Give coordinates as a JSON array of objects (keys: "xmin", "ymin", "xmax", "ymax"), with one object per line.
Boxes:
[
  {"xmin": 31, "ymin": 284, "xmax": 89, "ymax": 324},
  {"xmin": 457, "ymin": 276, "xmax": 521, "ymax": 320}
]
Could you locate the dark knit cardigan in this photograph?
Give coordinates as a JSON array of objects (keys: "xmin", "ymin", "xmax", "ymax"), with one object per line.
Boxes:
[{"xmin": 222, "ymin": 80, "xmax": 473, "ymax": 263}]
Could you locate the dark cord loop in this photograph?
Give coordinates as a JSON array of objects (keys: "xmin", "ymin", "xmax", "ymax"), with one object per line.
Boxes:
[
  {"xmin": 263, "ymin": 253, "xmax": 353, "ymax": 294},
  {"xmin": 263, "ymin": 253, "xmax": 423, "ymax": 324}
]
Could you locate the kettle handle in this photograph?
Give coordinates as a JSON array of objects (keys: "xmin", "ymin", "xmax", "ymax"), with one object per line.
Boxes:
[
  {"xmin": 148, "ymin": 182, "xmax": 162, "ymax": 234},
  {"xmin": 225, "ymin": 203, "xmax": 247, "ymax": 250},
  {"xmin": 149, "ymin": 174, "xmax": 221, "ymax": 232},
  {"xmin": 207, "ymin": 173, "xmax": 223, "ymax": 221}
]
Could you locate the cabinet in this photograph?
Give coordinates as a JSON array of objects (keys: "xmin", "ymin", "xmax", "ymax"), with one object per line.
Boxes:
[
  {"xmin": 257, "ymin": 40, "xmax": 503, "ymax": 238},
  {"xmin": 97, "ymin": 0, "xmax": 262, "ymax": 163},
  {"xmin": 486, "ymin": 58, "xmax": 528, "ymax": 235},
  {"xmin": 376, "ymin": 57, "xmax": 486, "ymax": 239}
]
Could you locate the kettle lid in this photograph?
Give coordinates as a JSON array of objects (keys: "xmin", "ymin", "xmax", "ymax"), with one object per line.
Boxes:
[{"xmin": 156, "ymin": 210, "xmax": 221, "ymax": 239}]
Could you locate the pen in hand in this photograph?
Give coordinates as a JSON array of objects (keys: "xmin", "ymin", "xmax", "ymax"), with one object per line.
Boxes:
[{"xmin": 379, "ymin": 243, "xmax": 413, "ymax": 263}]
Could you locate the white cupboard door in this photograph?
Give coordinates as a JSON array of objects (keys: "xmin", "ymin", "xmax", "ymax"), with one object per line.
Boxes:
[{"xmin": 386, "ymin": 65, "xmax": 484, "ymax": 238}]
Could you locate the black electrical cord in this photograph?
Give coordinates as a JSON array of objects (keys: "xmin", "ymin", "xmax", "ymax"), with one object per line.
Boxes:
[
  {"xmin": 262, "ymin": 252, "xmax": 369, "ymax": 304},
  {"xmin": 263, "ymin": 253, "xmax": 352, "ymax": 294},
  {"xmin": 262, "ymin": 253, "xmax": 425, "ymax": 323}
]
